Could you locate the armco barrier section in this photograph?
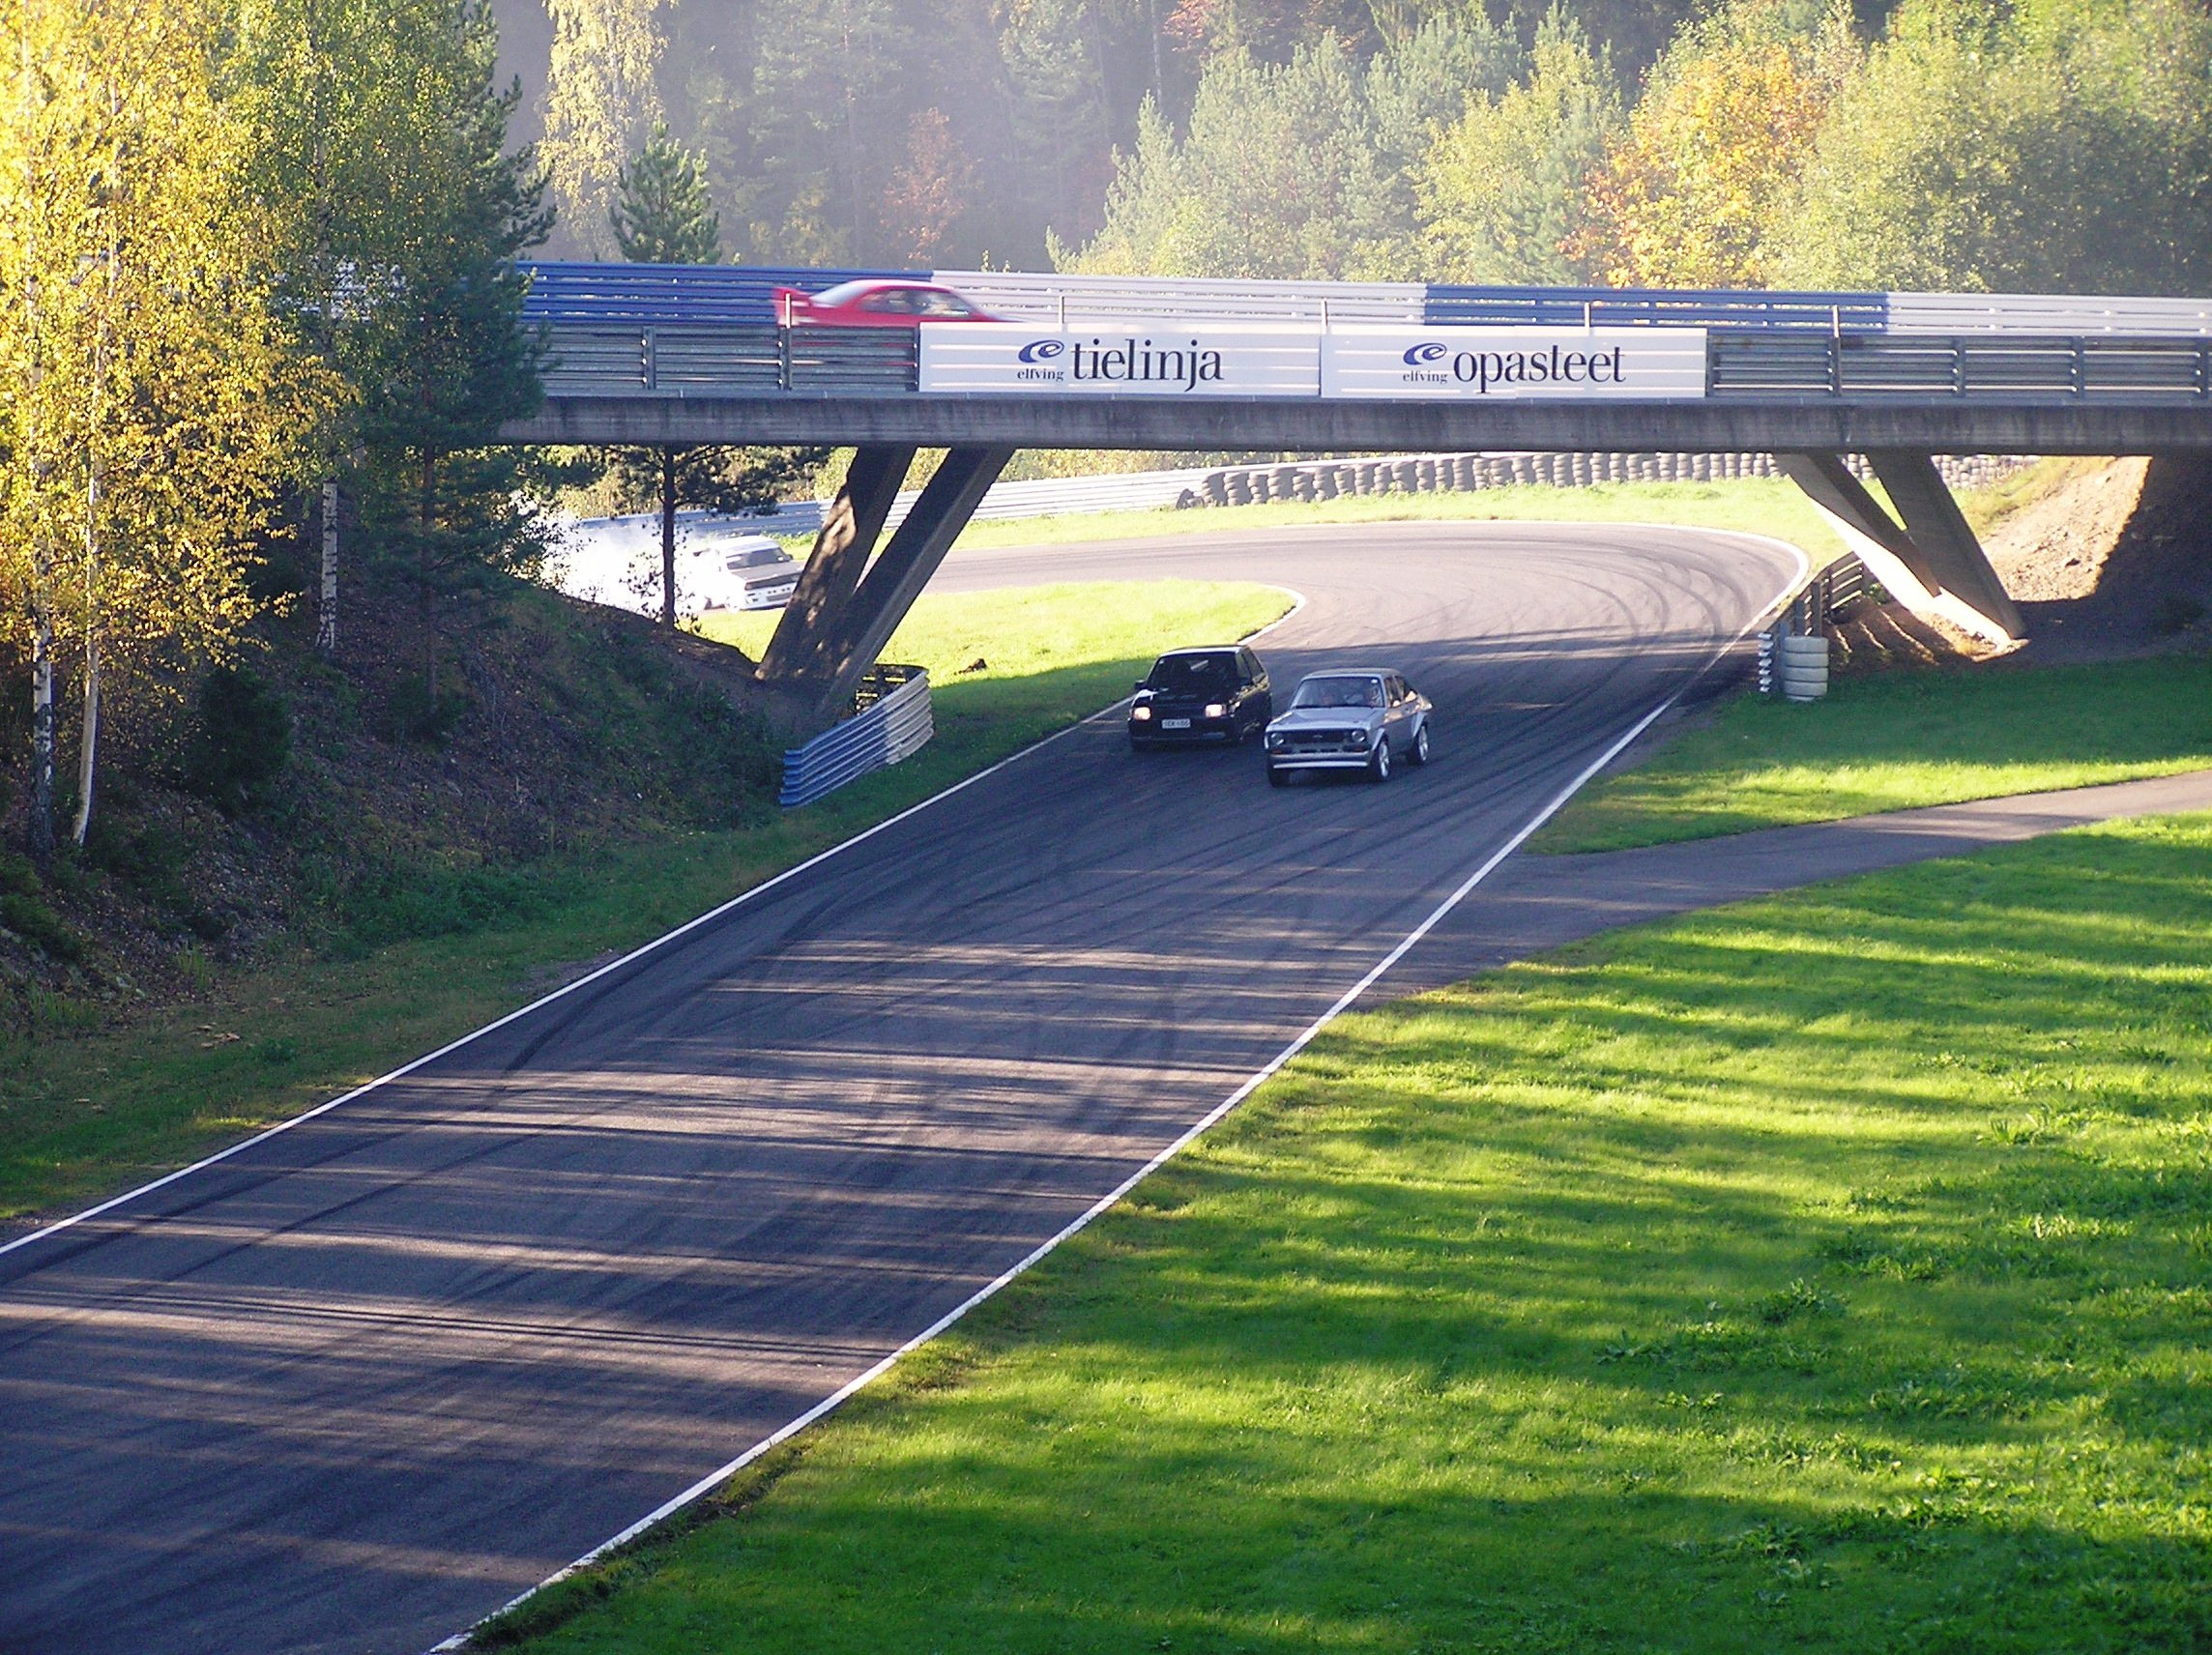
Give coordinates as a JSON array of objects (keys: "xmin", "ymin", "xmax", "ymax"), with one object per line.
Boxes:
[
  {"xmin": 778, "ymin": 666, "xmax": 933, "ymax": 807},
  {"xmin": 1424, "ymin": 283, "xmax": 1890, "ymax": 333}
]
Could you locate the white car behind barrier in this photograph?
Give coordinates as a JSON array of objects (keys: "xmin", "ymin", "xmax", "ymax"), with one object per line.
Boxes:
[{"xmin": 548, "ymin": 520, "xmax": 797, "ymax": 618}]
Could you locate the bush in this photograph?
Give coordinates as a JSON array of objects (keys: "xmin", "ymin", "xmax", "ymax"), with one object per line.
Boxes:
[
  {"xmin": 335, "ymin": 857, "xmax": 569, "ymax": 950},
  {"xmin": 186, "ymin": 666, "xmax": 292, "ymax": 817},
  {"xmin": 0, "ymin": 891, "xmax": 81, "ymax": 961},
  {"xmin": 383, "ymin": 675, "xmax": 468, "ymax": 745}
]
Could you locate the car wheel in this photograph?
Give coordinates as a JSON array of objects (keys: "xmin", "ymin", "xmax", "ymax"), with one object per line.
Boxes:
[
  {"xmin": 1267, "ymin": 766, "xmax": 1288, "ymax": 788},
  {"xmin": 1410, "ymin": 720, "xmax": 1431, "ymax": 766},
  {"xmin": 1369, "ymin": 736, "xmax": 1391, "ymax": 783}
]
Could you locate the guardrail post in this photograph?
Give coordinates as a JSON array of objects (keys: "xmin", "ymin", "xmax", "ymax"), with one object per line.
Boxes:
[
  {"xmin": 2072, "ymin": 339, "xmax": 2086, "ymax": 397},
  {"xmin": 777, "ymin": 324, "xmax": 793, "ymax": 392},
  {"xmin": 1952, "ymin": 335, "xmax": 1966, "ymax": 396},
  {"xmin": 643, "ymin": 327, "xmax": 658, "ymax": 392}
]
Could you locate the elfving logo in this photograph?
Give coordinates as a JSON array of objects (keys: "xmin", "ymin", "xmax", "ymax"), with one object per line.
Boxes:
[
  {"xmin": 1401, "ymin": 342, "xmax": 1448, "ymax": 366},
  {"xmin": 1017, "ymin": 339, "xmax": 1064, "ymax": 363}
]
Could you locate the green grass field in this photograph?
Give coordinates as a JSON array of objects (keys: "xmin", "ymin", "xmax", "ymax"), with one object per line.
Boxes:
[
  {"xmin": 0, "ymin": 579, "xmax": 1289, "ymax": 1225},
  {"xmin": 1537, "ymin": 653, "xmax": 2212, "ymax": 854},
  {"xmin": 498, "ymin": 811, "xmax": 2212, "ymax": 1654}
]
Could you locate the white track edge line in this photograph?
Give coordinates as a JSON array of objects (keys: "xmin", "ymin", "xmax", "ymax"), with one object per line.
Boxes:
[
  {"xmin": 0, "ymin": 584, "xmax": 1309, "ymax": 1264},
  {"xmin": 431, "ymin": 546, "xmax": 1805, "ymax": 1651}
]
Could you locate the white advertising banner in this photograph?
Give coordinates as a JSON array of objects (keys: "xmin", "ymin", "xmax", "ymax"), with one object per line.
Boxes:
[
  {"xmin": 1322, "ymin": 326, "xmax": 1709, "ymax": 400},
  {"xmin": 919, "ymin": 323, "xmax": 1322, "ymax": 397}
]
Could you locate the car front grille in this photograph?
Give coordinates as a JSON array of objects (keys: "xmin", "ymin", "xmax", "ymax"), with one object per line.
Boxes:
[{"xmin": 1278, "ymin": 728, "xmax": 1367, "ymax": 754}]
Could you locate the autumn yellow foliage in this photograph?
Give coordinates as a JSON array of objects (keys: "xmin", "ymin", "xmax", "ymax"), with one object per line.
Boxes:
[{"xmin": 1571, "ymin": 11, "xmax": 1848, "ymax": 288}]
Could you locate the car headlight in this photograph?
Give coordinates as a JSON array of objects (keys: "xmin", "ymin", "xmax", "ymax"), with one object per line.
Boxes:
[
  {"xmin": 1351, "ymin": 728, "xmax": 1374, "ymax": 747},
  {"xmin": 1266, "ymin": 732, "xmax": 1284, "ymax": 748},
  {"xmin": 1204, "ymin": 702, "xmax": 1227, "ymax": 720},
  {"xmin": 1131, "ymin": 705, "xmax": 1152, "ymax": 720}
]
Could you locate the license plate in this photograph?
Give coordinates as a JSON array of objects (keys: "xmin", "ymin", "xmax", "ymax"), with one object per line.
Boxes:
[{"xmin": 1161, "ymin": 717, "xmax": 1192, "ymax": 730}]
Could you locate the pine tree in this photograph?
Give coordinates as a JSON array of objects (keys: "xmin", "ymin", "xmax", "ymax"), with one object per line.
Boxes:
[
  {"xmin": 610, "ymin": 122, "xmax": 720, "ymax": 264},
  {"xmin": 607, "ymin": 123, "xmax": 816, "ymax": 628},
  {"xmin": 343, "ymin": 0, "xmax": 553, "ymax": 712}
]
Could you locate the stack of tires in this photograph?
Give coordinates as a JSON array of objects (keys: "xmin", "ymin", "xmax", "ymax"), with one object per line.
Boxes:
[{"xmin": 1776, "ymin": 632, "xmax": 1830, "ymax": 701}]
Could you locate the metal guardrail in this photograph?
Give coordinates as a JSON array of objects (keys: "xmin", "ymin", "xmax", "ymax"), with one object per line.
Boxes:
[
  {"xmin": 1758, "ymin": 553, "xmax": 1878, "ymax": 694},
  {"xmin": 1887, "ymin": 292, "xmax": 2212, "ymax": 335},
  {"xmin": 778, "ymin": 665, "xmax": 933, "ymax": 807},
  {"xmin": 540, "ymin": 323, "xmax": 2212, "ymax": 404},
  {"xmin": 524, "ymin": 262, "xmax": 916, "ymax": 326},
  {"xmin": 936, "ymin": 269, "xmax": 1426, "ymax": 326}
]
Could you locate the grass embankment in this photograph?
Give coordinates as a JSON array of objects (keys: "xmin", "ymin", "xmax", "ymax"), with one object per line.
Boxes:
[
  {"xmin": 0, "ymin": 579, "xmax": 1289, "ymax": 1226},
  {"xmin": 500, "ymin": 812, "xmax": 2212, "ymax": 1654},
  {"xmin": 1536, "ymin": 653, "xmax": 2212, "ymax": 854}
]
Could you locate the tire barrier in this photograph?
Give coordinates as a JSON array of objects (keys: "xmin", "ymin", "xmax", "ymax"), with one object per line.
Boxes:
[
  {"xmin": 1175, "ymin": 449, "xmax": 2019, "ymax": 512},
  {"xmin": 1775, "ymin": 633, "xmax": 1832, "ymax": 702},
  {"xmin": 779, "ymin": 665, "xmax": 933, "ymax": 807},
  {"xmin": 579, "ymin": 451, "xmax": 2031, "ymax": 553}
]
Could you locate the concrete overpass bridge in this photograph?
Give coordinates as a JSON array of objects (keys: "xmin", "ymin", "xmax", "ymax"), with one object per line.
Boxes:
[{"xmin": 503, "ymin": 262, "xmax": 2212, "ymax": 725}]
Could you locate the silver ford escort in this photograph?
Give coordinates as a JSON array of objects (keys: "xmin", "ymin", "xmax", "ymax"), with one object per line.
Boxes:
[{"xmin": 1264, "ymin": 669, "xmax": 1433, "ymax": 786}]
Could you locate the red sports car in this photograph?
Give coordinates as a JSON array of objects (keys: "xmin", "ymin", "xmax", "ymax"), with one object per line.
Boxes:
[{"xmin": 771, "ymin": 278, "xmax": 1001, "ymax": 327}]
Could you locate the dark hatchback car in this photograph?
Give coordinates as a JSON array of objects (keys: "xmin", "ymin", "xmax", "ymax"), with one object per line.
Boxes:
[{"xmin": 1129, "ymin": 646, "xmax": 1273, "ymax": 748}]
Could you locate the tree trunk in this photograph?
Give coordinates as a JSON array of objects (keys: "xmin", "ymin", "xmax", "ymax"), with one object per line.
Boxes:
[
  {"xmin": 419, "ymin": 452, "xmax": 439, "ymax": 704},
  {"xmin": 317, "ymin": 477, "xmax": 339, "ymax": 654},
  {"xmin": 71, "ymin": 645, "xmax": 98, "ymax": 850},
  {"xmin": 72, "ymin": 434, "xmax": 102, "ymax": 849},
  {"xmin": 29, "ymin": 583, "xmax": 54, "ymax": 865},
  {"xmin": 659, "ymin": 445, "xmax": 678, "ymax": 627}
]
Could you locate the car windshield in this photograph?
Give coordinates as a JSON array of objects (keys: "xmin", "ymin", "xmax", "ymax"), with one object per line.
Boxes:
[
  {"xmin": 1293, "ymin": 675, "xmax": 1383, "ymax": 710},
  {"xmin": 723, "ymin": 542, "xmax": 789, "ymax": 569},
  {"xmin": 805, "ymin": 280, "xmax": 873, "ymax": 307},
  {"xmin": 1146, "ymin": 652, "xmax": 1237, "ymax": 692}
]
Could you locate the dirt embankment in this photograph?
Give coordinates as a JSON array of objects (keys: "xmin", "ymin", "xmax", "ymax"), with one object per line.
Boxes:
[{"xmin": 1984, "ymin": 455, "xmax": 2212, "ymax": 662}]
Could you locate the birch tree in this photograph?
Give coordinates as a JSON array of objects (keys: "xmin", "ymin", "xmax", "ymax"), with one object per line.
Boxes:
[
  {"xmin": 0, "ymin": 0, "xmax": 328, "ymax": 854},
  {"xmin": 540, "ymin": 0, "xmax": 663, "ymax": 257}
]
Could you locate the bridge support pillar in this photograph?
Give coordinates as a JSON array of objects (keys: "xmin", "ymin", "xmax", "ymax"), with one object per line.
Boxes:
[
  {"xmin": 757, "ymin": 444, "xmax": 916, "ymax": 687},
  {"xmin": 755, "ymin": 444, "xmax": 1014, "ymax": 732},
  {"xmin": 1775, "ymin": 451, "xmax": 2024, "ymax": 645}
]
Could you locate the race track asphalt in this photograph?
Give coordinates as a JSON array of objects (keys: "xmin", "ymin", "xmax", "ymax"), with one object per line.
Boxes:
[{"xmin": 0, "ymin": 521, "xmax": 1801, "ymax": 1655}]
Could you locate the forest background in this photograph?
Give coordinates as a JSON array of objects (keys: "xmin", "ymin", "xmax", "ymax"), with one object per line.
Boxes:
[{"xmin": 507, "ymin": 0, "xmax": 2212, "ymax": 294}]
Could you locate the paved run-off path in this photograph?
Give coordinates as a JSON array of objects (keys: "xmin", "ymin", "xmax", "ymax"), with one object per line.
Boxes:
[{"xmin": 0, "ymin": 524, "xmax": 1804, "ymax": 1655}]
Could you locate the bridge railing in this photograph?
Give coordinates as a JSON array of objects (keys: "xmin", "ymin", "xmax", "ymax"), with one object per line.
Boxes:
[{"xmin": 540, "ymin": 323, "xmax": 2212, "ymax": 404}]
